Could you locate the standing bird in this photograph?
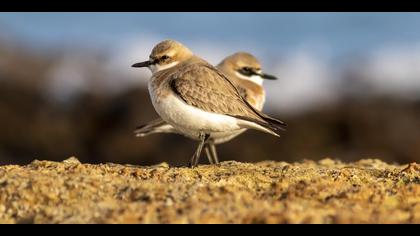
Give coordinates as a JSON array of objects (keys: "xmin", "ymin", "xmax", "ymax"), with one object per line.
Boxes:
[
  {"xmin": 134, "ymin": 52, "xmax": 278, "ymax": 164},
  {"xmin": 132, "ymin": 40, "xmax": 286, "ymax": 167}
]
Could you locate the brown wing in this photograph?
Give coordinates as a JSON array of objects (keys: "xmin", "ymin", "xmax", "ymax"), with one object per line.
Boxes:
[
  {"xmin": 169, "ymin": 61, "xmax": 286, "ymax": 135},
  {"xmin": 170, "ymin": 62, "xmax": 262, "ymax": 120}
]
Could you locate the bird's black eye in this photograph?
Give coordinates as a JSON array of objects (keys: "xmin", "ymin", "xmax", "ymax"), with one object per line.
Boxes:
[
  {"xmin": 161, "ymin": 55, "xmax": 170, "ymax": 60},
  {"xmin": 238, "ymin": 67, "xmax": 255, "ymax": 76}
]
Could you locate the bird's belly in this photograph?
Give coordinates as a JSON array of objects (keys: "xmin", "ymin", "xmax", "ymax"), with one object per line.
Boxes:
[
  {"xmin": 209, "ymin": 129, "xmax": 247, "ymax": 144},
  {"xmin": 150, "ymin": 91, "xmax": 242, "ymax": 139}
]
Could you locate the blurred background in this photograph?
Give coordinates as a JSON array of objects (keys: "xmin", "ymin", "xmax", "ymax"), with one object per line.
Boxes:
[{"xmin": 0, "ymin": 12, "xmax": 420, "ymax": 166}]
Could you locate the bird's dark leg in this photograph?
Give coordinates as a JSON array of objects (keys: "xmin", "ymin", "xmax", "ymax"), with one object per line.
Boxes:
[
  {"xmin": 204, "ymin": 144, "xmax": 214, "ymax": 164},
  {"xmin": 189, "ymin": 132, "xmax": 210, "ymax": 168},
  {"xmin": 209, "ymin": 141, "xmax": 219, "ymax": 164}
]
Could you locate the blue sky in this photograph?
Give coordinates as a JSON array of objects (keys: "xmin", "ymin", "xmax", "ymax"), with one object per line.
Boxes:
[{"xmin": 1, "ymin": 13, "xmax": 420, "ymax": 57}]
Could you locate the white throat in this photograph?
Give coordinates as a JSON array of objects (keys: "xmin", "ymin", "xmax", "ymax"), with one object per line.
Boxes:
[
  {"xmin": 150, "ymin": 61, "xmax": 179, "ymax": 73},
  {"xmin": 235, "ymin": 72, "xmax": 264, "ymax": 86}
]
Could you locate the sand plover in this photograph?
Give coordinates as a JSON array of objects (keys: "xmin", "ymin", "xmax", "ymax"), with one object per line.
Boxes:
[
  {"xmin": 134, "ymin": 52, "xmax": 278, "ymax": 165},
  {"xmin": 132, "ymin": 40, "xmax": 285, "ymax": 167}
]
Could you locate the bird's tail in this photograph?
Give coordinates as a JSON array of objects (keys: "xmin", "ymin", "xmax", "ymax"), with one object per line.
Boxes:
[{"xmin": 233, "ymin": 115, "xmax": 286, "ymax": 137}]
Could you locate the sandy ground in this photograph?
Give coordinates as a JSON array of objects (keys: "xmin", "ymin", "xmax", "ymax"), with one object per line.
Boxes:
[{"xmin": 0, "ymin": 157, "xmax": 419, "ymax": 224}]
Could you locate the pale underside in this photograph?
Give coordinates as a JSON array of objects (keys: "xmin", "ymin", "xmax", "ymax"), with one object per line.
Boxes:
[{"xmin": 140, "ymin": 88, "xmax": 264, "ymax": 144}]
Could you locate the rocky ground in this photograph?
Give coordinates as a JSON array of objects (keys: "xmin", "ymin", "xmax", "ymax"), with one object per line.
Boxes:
[{"xmin": 0, "ymin": 157, "xmax": 419, "ymax": 223}]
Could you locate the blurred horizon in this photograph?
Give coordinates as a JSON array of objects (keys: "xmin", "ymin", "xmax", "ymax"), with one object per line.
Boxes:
[
  {"xmin": 1, "ymin": 13, "xmax": 420, "ymax": 165},
  {"xmin": 2, "ymin": 13, "xmax": 420, "ymax": 114}
]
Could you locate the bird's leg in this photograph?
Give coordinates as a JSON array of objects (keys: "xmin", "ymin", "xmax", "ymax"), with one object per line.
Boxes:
[
  {"xmin": 209, "ymin": 141, "xmax": 219, "ymax": 164},
  {"xmin": 204, "ymin": 138, "xmax": 218, "ymax": 164},
  {"xmin": 189, "ymin": 132, "xmax": 210, "ymax": 168},
  {"xmin": 204, "ymin": 144, "xmax": 214, "ymax": 164}
]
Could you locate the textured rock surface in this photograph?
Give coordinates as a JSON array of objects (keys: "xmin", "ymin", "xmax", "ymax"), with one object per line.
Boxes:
[{"xmin": 0, "ymin": 157, "xmax": 419, "ymax": 223}]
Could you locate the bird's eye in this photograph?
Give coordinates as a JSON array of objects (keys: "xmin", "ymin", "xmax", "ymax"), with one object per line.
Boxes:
[
  {"xmin": 161, "ymin": 55, "xmax": 170, "ymax": 60},
  {"xmin": 238, "ymin": 67, "xmax": 255, "ymax": 76}
]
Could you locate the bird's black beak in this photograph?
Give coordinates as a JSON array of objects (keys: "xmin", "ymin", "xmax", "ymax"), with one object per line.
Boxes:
[
  {"xmin": 132, "ymin": 60, "xmax": 151, "ymax": 68},
  {"xmin": 260, "ymin": 73, "xmax": 278, "ymax": 80}
]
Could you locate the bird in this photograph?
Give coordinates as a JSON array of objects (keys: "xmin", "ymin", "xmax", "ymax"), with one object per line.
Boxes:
[
  {"xmin": 132, "ymin": 39, "xmax": 286, "ymax": 167},
  {"xmin": 134, "ymin": 52, "xmax": 278, "ymax": 165}
]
